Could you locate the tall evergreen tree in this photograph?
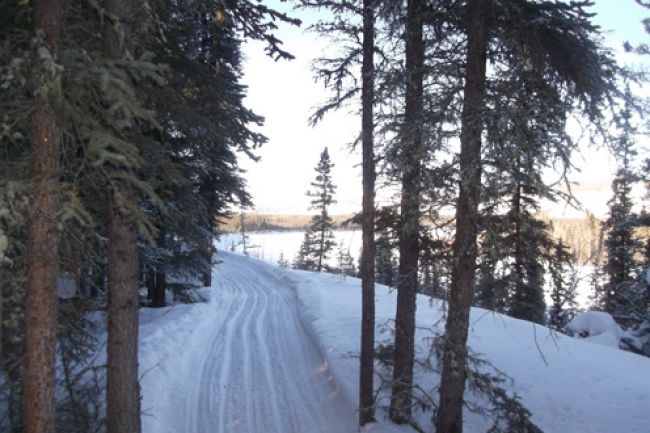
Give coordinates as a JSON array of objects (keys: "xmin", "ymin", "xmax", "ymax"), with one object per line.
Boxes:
[
  {"xmin": 599, "ymin": 91, "xmax": 641, "ymax": 315},
  {"xmin": 437, "ymin": 1, "xmax": 489, "ymax": 430},
  {"xmin": 23, "ymin": 1, "xmax": 63, "ymax": 432},
  {"xmin": 390, "ymin": 0, "xmax": 425, "ymax": 423},
  {"xmin": 359, "ymin": 0, "xmax": 377, "ymax": 424},
  {"xmin": 306, "ymin": 147, "xmax": 337, "ymax": 272},
  {"xmin": 437, "ymin": 2, "xmax": 617, "ymax": 432},
  {"xmin": 547, "ymin": 240, "xmax": 577, "ymax": 331},
  {"xmin": 298, "ymin": 1, "xmax": 380, "ymax": 422},
  {"xmin": 103, "ymin": 0, "xmax": 142, "ymax": 431}
]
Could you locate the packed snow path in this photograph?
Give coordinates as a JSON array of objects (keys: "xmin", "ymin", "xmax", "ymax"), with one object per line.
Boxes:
[{"xmin": 140, "ymin": 253, "xmax": 356, "ymax": 433}]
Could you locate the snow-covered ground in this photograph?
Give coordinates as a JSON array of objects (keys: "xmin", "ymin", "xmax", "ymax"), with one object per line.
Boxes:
[
  {"xmin": 138, "ymin": 252, "xmax": 650, "ymax": 433},
  {"xmin": 139, "ymin": 252, "xmax": 355, "ymax": 433}
]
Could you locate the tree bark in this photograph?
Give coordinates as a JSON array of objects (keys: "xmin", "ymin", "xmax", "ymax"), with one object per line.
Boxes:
[
  {"xmin": 359, "ymin": 0, "xmax": 376, "ymax": 426},
  {"xmin": 202, "ymin": 242, "xmax": 212, "ymax": 287},
  {"xmin": 106, "ymin": 193, "xmax": 141, "ymax": 433},
  {"xmin": 389, "ymin": 0, "xmax": 425, "ymax": 423},
  {"xmin": 104, "ymin": 0, "xmax": 142, "ymax": 432},
  {"xmin": 23, "ymin": 1, "xmax": 62, "ymax": 432},
  {"xmin": 436, "ymin": 1, "xmax": 489, "ymax": 433}
]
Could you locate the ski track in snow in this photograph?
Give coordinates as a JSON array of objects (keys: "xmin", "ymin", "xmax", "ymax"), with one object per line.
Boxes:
[{"xmin": 141, "ymin": 253, "xmax": 356, "ymax": 433}]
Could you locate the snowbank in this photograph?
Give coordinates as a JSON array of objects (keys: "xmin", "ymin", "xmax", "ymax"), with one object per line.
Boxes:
[{"xmin": 286, "ymin": 267, "xmax": 650, "ymax": 433}]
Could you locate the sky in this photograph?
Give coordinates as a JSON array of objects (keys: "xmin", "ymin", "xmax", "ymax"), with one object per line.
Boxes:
[{"xmin": 238, "ymin": 0, "xmax": 649, "ymax": 217}]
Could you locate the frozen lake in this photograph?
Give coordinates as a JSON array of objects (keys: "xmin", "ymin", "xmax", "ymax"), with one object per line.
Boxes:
[{"xmin": 215, "ymin": 230, "xmax": 362, "ymax": 268}]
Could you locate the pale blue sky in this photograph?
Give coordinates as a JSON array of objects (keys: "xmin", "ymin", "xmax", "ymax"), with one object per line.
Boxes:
[{"xmin": 240, "ymin": 0, "xmax": 649, "ymax": 216}]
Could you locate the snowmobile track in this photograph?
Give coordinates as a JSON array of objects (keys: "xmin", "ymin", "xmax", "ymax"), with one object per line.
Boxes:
[{"xmin": 142, "ymin": 253, "xmax": 355, "ymax": 433}]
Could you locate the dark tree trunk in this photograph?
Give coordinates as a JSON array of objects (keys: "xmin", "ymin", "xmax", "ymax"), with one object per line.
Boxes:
[
  {"xmin": 146, "ymin": 267, "xmax": 155, "ymax": 304},
  {"xmin": 0, "ymin": 285, "xmax": 2, "ymax": 365},
  {"xmin": 390, "ymin": 0, "xmax": 425, "ymax": 423},
  {"xmin": 106, "ymin": 194, "xmax": 141, "ymax": 433},
  {"xmin": 318, "ymin": 213, "xmax": 326, "ymax": 272},
  {"xmin": 359, "ymin": 0, "xmax": 376, "ymax": 426},
  {"xmin": 203, "ymin": 205, "xmax": 213, "ymax": 286},
  {"xmin": 436, "ymin": 1, "xmax": 489, "ymax": 433},
  {"xmin": 152, "ymin": 268, "xmax": 166, "ymax": 308},
  {"xmin": 512, "ymin": 163, "xmax": 525, "ymax": 316},
  {"xmin": 202, "ymin": 242, "xmax": 212, "ymax": 286},
  {"xmin": 104, "ymin": 1, "xmax": 141, "ymax": 432},
  {"xmin": 23, "ymin": 1, "xmax": 62, "ymax": 432}
]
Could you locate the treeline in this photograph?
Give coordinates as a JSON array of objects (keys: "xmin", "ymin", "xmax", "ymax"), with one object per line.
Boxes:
[
  {"xmin": 0, "ymin": 1, "xmax": 297, "ymax": 432},
  {"xmin": 218, "ymin": 212, "xmax": 357, "ymax": 232}
]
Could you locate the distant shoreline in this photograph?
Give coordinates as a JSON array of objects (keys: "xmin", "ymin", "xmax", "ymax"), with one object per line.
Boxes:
[
  {"xmin": 217, "ymin": 213, "xmax": 620, "ymax": 265},
  {"xmin": 217, "ymin": 213, "xmax": 359, "ymax": 233}
]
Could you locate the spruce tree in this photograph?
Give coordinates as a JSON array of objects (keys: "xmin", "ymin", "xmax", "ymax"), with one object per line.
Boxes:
[
  {"xmin": 306, "ymin": 147, "xmax": 337, "ymax": 272},
  {"xmin": 599, "ymin": 91, "xmax": 642, "ymax": 315},
  {"xmin": 103, "ymin": 0, "xmax": 142, "ymax": 431},
  {"xmin": 437, "ymin": 1, "xmax": 489, "ymax": 429},
  {"xmin": 277, "ymin": 251, "xmax": 289, "ymax": 268},
  {"xmin": 438, "ymin": 1, "xmax": 618, "ymax": 432},
  {"xmin": 390, "ymin": 0, "xmax": 425, "ymax": 422},
  {"xmin": 548, "ymin": 240, "xmax": 577, "ymax": 331},
  {"xmin": 359, "ymin": 0, "xmax": 377, "ymax": 423},
  {"xmin": 23, "ymin": 1, "xmax": 63, "ymax": 432},
  {"xmin": 294, "ymin": 230, "xmax": 319, "ymax": 271},
  {"xmin": 336, "ymin": 241, "xmax": 357, "ymax": 277}
]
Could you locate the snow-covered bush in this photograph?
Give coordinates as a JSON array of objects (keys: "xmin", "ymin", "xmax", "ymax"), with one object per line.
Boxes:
[{"xmin": 566, "ymin": 311, "xmax": 622, "ymax": 349}]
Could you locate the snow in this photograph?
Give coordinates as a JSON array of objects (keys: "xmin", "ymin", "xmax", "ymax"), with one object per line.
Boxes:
[
  {"xmin": 56, "ymin": 274, "xmax": 77, "ymax": 299},
  {"xmin": 287, "ymin": 260, "xmax": 650, "ymax": 433},
  {"xmin": 138, "ymin": 252, "xmax": 650, "ymax": 433},
  {"xmin": 139, "ymin": 253, "xmax": 354, "ymax": 433},
  {"xmin": 567, "ymin": 311, "xmax": 623, "ymax": 348}
]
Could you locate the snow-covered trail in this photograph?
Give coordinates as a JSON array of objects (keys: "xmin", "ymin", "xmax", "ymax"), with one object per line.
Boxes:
[{"xmin": 140, "ymin": 253, "xmax": 356, "ymax": 433}]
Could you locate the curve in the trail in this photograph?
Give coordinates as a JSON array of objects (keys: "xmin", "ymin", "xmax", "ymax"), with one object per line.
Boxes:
[{"xmin": 141, "ymin": 252, "xmax": 356, "ymax": 433}]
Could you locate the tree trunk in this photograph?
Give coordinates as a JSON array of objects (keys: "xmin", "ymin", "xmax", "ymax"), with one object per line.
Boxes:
[
  {"xmin": 152, "ymin": 267, "xmax": 166, "ymax": 308},
  {"xmin": 436, "ymin": 1, "xmax": 489, "ymax": 433},
  {"xmin": 389, "ymin": 0, "xmax": 424, "ymax": 423},
  {"xmin": 512, "ymin": 163, "xmax": 525, "ymax": 317},
  {"xmin": 202, "ymin": 241, "xmax": 212, "ymax": 287},
  {"xmin": 359, "ymin": 0, "xmax": 376, "ymax": 426},
  {"xmin": 106, "ymin": 193, "xmax": 141, "ymax": 433},
  {"xmin": 146, "ymin": 267, "xmax": 155, "ymax": 304},
  {"xmin": 104, "ymin": 0, "xmax": 142, "ymax": 432},
  {"xmin": 318, "ymin": 211, "xmax": 326, "ymax": 272},
  {"xmin": 0, "ymin": 282, "xmax": 2, "ymax": 365},
  {"xmin": 23, "ymin": 1, "xmax": 62, "ymax": 432}
]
